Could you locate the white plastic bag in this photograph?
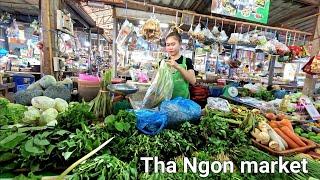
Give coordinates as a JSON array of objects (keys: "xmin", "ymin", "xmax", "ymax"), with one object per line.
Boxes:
[
  {"xmin": 116, "ymin": 19, "xmax": 133, "ymax": 46},
  {"xmin": 207, "ymin": 97, "xmax": 231, "ymax": 112},
  {"xmin": 142, "ymin": 60, "xmax": 173, "ymax": 108}
]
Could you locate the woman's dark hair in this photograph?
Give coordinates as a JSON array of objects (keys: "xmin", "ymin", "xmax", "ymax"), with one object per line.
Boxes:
[{"xmin": 166, "ymin": 31, "xmax": 182, "ymax": 44}]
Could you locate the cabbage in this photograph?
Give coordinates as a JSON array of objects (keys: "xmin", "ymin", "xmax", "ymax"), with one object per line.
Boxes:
[
  {"xmin": 54, "ymin": 98, "xmax": 68, "ymax": 112},
  {"xmin": 31, "ymin": 96, "xmax": 55, "ymax": 110},
  {"xmin": 23, "ymin": 107, "xmax": 41, "ymax": 124},
  {"xmin": 39, "ymin": 108, "xmax": 58, "ymax": 126},
  {"xmin": 27, "ymin": 81, "xmax": 43, "ymax": 91},
  {"xmin": 39, "ymin": 75, "xmax": 57, "ymax": 89}
]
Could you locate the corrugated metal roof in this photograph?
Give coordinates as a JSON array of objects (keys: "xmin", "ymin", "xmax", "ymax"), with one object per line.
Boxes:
[{"xmin": 131, "ymin": 0, "xmax": 318, "ymax": 34}]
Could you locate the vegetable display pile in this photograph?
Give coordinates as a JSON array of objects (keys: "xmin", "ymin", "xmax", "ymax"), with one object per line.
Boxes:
[
  {"xmin": 14, "ymin": 75, "xmax": 72, "ymax": 105},
  {"xmin": 294, "ymin": 123, "xmax": 320, "ymax": 144},
  {"xmin": 1, "ymin": 99, "xmax": 320, "ymax": 179}
]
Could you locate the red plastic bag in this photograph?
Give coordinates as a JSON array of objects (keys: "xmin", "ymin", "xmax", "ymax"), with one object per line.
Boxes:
[{"xmin": 302, "ymin": 56, "xmax": 320, "ymax": 75}]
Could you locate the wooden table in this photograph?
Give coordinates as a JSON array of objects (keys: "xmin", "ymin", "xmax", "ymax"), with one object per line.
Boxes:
[{"xmin": 0, "ymin": 84, "xmax": 8, "ymax": 97}]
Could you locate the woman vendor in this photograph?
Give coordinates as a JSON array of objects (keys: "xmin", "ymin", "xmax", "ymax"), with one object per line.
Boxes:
[{"xmin": 165, "ymin": 31, "xmax": 196, "ymax": 99}]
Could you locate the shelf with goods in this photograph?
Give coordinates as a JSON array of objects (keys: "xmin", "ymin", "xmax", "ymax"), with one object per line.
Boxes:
[{"xmin": 2, "ymin": 1, "xmax": 320, "ymax": 179}]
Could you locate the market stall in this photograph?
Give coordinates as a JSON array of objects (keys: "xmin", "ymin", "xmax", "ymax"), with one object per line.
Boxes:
[{"xmin": 2, "ymin": 0, "xmax": 320, "ymax": 179}]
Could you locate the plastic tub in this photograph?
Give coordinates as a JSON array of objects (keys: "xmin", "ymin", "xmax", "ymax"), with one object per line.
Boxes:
[
  {"xmin": 209, "ymin": 86, "xmax": 223, "ymax": 97},
  {"xmin": 79, "ymin": 74, "xmax": 100, "ymax": 82},
  {"xmin": 12, "ymin": 74, "xmax": 35, "ymax": 92},
  {"xmin": 78, "ymin": 79, "xmax": 101, "ymax": 101}
]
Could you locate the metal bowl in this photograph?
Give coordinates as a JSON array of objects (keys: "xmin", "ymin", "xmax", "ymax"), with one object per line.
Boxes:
[{"xmin": 107, "ymin": 83, "xmax": 138, "ymax": 95}]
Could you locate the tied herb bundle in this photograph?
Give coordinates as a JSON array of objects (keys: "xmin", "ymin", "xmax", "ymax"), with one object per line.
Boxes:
[{"xmin": 90, "ymin": 70, "xmax": 113, "ymax": 118}]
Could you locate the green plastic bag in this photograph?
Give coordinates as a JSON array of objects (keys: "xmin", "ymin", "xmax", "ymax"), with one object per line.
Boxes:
[{"xmin": 142, "ymin": 60, "xmax": 173, "ymax": 108}]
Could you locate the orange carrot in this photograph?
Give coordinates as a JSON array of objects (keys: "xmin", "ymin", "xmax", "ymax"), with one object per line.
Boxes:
[
  {"xmin": 280, "ymin": 126, "xmax": 307, "ymax": 147},
  {"xmin": 274, "ymin": 128, "xmax": 300, "ymax": 149},
  {"xmin": 269, "ymin": 121, "xmax": 279, "ymax": 128},
  {"xmin": 280, "ymin": 119, "xmax": 294, "ymax": 132}
]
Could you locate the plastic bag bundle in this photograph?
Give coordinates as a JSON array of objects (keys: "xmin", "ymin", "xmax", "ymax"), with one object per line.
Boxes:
[
  {"xmin": 270, "ymin": 39, "xmax": 290, "ymax": 55},
  {"xmin": 256, "ymin": 41, "xmax": 276, "ymax": 54},
  {"xmin": 135, "ymin": 109, "xmax": 168, "ymax": 135},
  {"xmin": 160, "ymin": 97, "xmax": 201, "ymax": 127},
  {"xmin": 116, "ymin": 19, "xmax": 133, "ymax": 46},
  {"xmin": 140, "ymin": 16, "xmax": 161, "ymax": 42},
  {"xmin": 142, "ymin": 60, "xmax": 173, "ymax": 108}
]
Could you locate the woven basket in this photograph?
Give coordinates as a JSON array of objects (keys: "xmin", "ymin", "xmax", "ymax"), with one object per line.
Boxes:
[{"xmin": 252, "ymin": 136, "xmax": 316, "ymax": 156}]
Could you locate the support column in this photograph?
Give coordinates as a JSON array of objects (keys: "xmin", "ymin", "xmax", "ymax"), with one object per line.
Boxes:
[
  {"xmin": 302, "ymin": 7, "xmax": 320, "ymax": 96},
  {"xmin": 40, "ymin": 0, "xmax": 61, "ymax": 75},
  {"xmin": 112, "ymin": 7, "xmax": 118, "ymax": 78}
]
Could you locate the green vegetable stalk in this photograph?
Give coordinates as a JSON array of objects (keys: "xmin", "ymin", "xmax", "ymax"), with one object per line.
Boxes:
[{"xmin": 89, "ymin": 69, "xmax": 113, "ymax": 119}]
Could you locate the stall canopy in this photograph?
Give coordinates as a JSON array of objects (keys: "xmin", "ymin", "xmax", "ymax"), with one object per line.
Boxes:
[
  {"xmin": 0, "ymin": 0, "xmax": 98, "ymax": 29},
  {"xmin": 88, "ymin": 0, "xmax": 319, "ymax": 35}
]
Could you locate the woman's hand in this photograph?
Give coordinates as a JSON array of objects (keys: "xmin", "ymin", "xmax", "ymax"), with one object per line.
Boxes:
[{"xmin": 167, "ymin": 59, "xmax": 179, "ymax": 69}]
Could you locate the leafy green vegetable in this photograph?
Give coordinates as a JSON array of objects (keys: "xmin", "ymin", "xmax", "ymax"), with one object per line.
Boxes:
[
  {"xmin": 0, "ymin": 97, "xmax": 10, "ymax": 108},
  {"xmin": 253, "ymin": 89, "xmax": 275, "ymax": 102},
  {"xmin": 112, "ymin": 99, "xmax": 132, "ymax": 114},
  {"xmin": 71, "ymin": 154, "xmax": 137, "ymax": 180},
  {"xmin": 0, "ymin": 133, "xmax": 27, "ymax": 151},
  {"xmin": 0, "ymin": 102, "xmax": 27, "ymax": 125},
  {"xmin": 57, "ymin": 102, "xmax": 96, "ymax": 131}
]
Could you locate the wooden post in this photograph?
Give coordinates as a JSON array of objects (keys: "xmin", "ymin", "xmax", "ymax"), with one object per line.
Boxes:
[
  {"xmin": 302, "ymin": 7, "xmax": 320, "ymax": 96},
  {"xmin": 268, "ymin": 55, "xmax": 277, "ymax": 87},
  {"xmin": 112, "ymin": 7, "xmax": 118, "ymax": 78},
  {"xmin": 40, "ymin": 0, "xmax": 60, "ymax": 75}
]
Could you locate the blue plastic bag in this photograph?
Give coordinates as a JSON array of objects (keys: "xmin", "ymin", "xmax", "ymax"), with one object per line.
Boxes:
[
  {"xmin": 159, "ymin": 97, "xmax": 201, "ymax": 127},
  {"xmin": 135, "ymin": 109, "xmax": 167, "ymax": 135}
]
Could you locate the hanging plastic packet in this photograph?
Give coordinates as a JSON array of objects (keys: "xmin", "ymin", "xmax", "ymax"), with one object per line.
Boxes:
[
  {"xmin": 193, "ymin": 23, "xmax": 205, "ymax": 42},
  {"xmin": 219, "ymin": 30, "xmax": 228, "ymax": 43},
  {"xmin": 242, "ymin": 33, "xmax": 250, "ymax": 45},
  {"xmin": 256, "ymin": 41, "xmax": 276, "ymax": 54},
  {"xmin": 228, "ymin": 33, "xmax": 239, "ymax": 44},
  {"xmin": 250, "ymin": 33, "xmax": 259, "ymax": 45},
  {"xmin": 212, "ymin": 25, "xmax": 220, "ymax": 36},
  {"xmin": 238, "ymin": 33, "xmax": 245, "ymax": 44},
  {"xmin": 257, "ymin": 36, "xmax": 268, "ymax": 46},
  {"xmin": 116, "ymin": 19, "xmax": 133, "ymax": 46},
  {"xmin": 188, "ymin": 23, "xmax": 194, "ymax": 37},
  {"xmin": 203, "ymin": 28, "xmax": 215, "ymax": 45},
  {"xmin": 270, "ymin": 39, "xmax": 289, "ymax": 56}
]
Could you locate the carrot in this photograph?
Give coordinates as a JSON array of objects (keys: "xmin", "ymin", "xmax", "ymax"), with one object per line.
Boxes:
[
  {"xmin": 269, "ymin": 121, "xmax": 280, "ymax": 128},
  {"xmin": 280, "ymin": 126, "xmax": 307, "ymax": 147},
  {"xmin": 274, "ymin": 128, "xmax": 300, "ymax": 149},
  {"xmin": 280, "ymin": 119, "xmax": 294, "ymax": 132}
]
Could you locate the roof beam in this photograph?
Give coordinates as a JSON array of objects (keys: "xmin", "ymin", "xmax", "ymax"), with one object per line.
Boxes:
[
  {"xmin": 270, "ymin": 6, "xmax": 316, "ymax": 25},
  {"xmin": 294, "ymin": 0, "xmax": 320, "ymax": 5}
]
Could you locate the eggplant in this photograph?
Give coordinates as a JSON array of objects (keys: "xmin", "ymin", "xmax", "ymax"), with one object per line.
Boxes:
[
  {"xmin": 301, "ymin": 124, "xmax": 313, "ymax": 132},
  {"xmin": 312, "ymin": 126, "xmax": 320, "ymax": 133}
]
